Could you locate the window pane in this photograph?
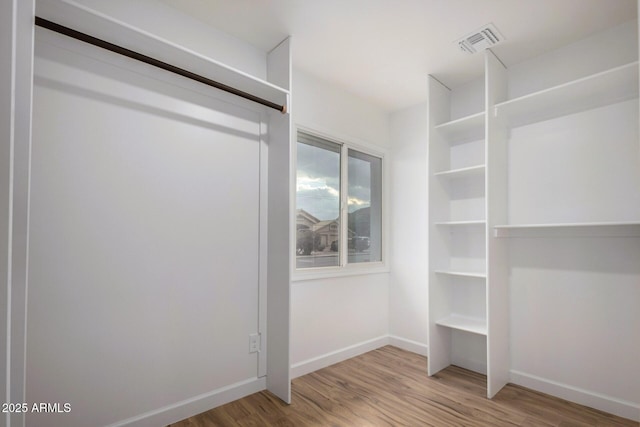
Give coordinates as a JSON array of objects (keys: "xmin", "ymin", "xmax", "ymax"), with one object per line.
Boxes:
[
  {"xmin": 348, "ymin": 149, "xmax": 382, "ymax": 263},
  {"xmin": 296, "ymin": 133, "xmax": 341, "ymax": 269}
]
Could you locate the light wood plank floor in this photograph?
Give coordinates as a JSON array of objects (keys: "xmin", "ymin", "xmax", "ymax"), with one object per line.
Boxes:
[{"xmin": 169, "ymin": 346, "xmax": 638, "ymax": 426}]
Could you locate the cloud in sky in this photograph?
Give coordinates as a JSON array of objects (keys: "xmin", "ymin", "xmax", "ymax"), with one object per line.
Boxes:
[
  {"xmin": 348, "ymin": 195, "xmax": 369, "ymax": 209},
  {"xmin": 348, "ymin": 156, "xmax": 372, "ymax": 212},
  {"xmin": 296, "ymin": 177, "xmax": 340, "ymax": 220},
  {"xmin": 297, "ymin": 143, "xmax": 340, "ymax": 220},
  {"xmin": 296, "ymin": 141, "xmax": 375, "ymax": 219},
  {"xmin": 297, "ymin": 177, "xmax": 339, "ymax": 197}
]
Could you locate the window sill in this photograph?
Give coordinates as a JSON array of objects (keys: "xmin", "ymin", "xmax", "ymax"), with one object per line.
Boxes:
[{"xmin": 291, "ymin": 263, "xmax": 390, "ymax": 282}]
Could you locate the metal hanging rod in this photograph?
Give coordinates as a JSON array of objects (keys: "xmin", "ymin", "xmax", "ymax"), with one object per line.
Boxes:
[{"xmin": 34, "ymin": 17, "xmax": 287, "ymax": 113}]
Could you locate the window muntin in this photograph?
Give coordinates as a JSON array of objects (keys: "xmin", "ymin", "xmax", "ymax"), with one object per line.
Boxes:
[{"xmin": 296, "ymin": 131, "xmax": 383, "ymax": 270}]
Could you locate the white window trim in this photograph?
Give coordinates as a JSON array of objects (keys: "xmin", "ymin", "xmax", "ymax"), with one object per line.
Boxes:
[{"xmin": 292, "ymin": 125, "xmax": 389, "ymax": 281}]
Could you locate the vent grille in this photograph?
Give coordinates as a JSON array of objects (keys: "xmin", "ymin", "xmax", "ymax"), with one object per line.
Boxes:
[{"xmin": 456, "ymin": 23, "xmax": 504, "ymax": 54}]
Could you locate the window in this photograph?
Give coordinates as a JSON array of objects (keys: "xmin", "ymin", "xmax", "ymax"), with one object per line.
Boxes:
[
  {"xmin": 348, "ymin": 149, "xmax": 382, "ymax": 264},
  {"xmin": 296, "ymin": 131, "xmax": 382, "ymax": 269}
]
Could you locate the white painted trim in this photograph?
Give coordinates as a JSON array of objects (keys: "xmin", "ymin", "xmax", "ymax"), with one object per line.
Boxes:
[
  {"xmin": 388, "ymin": 336, "xmax": 428, "ymax": 356},
  {"xmin": 258, "ymin": 114, "xmax": 268, "ymax": 378},
  {"xmin": 295, "ymin": 124, "xmax": 388, "ymax": 159},
  {"xmin": 265, "ymin": 38, "xmax": 292, "ymax": 404},
  {"xmin": 292, "ymin": 264, "xmax": 390, "ymax": 282},
  {"xmin": 105, "ymin": 377, "xmax": 267, "ymax": 427},
  {"xmin": 98, "ymin": 343, "xmax": 640, "ymax": 425},
  {"xmin": 3, "ymin": 2, "xmax": 34, "ymax": 427},
  {"xmin": 290, "ymin": 336, "xmax": 429, "ymax": 379},
  {"xmin": 340, "ymin": 139, "xmax": 349, "ymax": 267},
  {"xmin": 510, "ymin": 370, "xmax": 640, "ymax": 422},
  {"xmin": 291, "ymin": 336, "xmax": 389, "ymax": 379}
]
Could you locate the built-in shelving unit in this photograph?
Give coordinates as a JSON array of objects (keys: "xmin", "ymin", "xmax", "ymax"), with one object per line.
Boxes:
[
  {"xmin": 495, "ymin": 58, "xmax": 640, "ymax": 233},
  {"xmin": 428, "ymin": 20, "xmax": 640, "ymax": 420},
  {"xmin": 428, "ymin": 28, "xmax": 640, "ymax": 409},
  {"xmin": 428, "ymin": 58, "xmax": 501, "ymax": 397}
]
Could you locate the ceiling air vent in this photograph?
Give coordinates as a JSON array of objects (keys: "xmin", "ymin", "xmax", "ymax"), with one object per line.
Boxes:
[{"xmin": 456, "ymin": 23, "xmax": 504, "ymax": 54}]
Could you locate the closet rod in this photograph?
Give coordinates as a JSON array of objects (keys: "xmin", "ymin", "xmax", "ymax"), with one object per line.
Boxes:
[{"xmin": 34, "ymin": 17, "xmax": 287, "ymax": 113}]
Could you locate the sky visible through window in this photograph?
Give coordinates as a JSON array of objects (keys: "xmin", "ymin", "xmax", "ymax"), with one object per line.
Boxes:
[
  {"xmin": 296, "ymin": 143, "xmax": 372, "ymax": 221},
  {"xmin": 296, "ymin": 142, "xmax": 341, "ymax": 220},
  {"xmin": 348, "ymin": 156, "xmax": 372, "ymax": 214}
]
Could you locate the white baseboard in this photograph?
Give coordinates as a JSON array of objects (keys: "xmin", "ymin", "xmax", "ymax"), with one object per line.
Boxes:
[
  {"xmin": 388, "ymin": 335, "xmax": 428, "ymax": 356},
  {"xmin": 106, "ymin": 377, "xmax": 267, "ymax": 427},
  {"xmin": 102, "ymin": 345, "xmax": 639, "ymax": 425},
  {"xmin": 106, "ymin": 337, "xmax": 425, "ymax": 426},
  {"xmin": 510, "ymin": 370, "xmax": 640, "ymax": 422},
  {"xmin": 290, "ymin": 335, "xmax": 389, "ymax": 379}
]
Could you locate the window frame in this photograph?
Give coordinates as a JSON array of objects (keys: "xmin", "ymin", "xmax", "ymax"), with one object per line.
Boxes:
[{"xmin": 292, "ymin": 126, "xmax": 388, "ymax": 281}]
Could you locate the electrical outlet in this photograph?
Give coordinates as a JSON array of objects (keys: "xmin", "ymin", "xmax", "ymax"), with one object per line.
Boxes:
[{"xmin": 249, "ymin": 333, "xmax": 260, "ymax": 353}]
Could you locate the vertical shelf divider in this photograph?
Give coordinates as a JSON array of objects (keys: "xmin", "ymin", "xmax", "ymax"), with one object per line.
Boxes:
[
  {"xmin": 266, "ymin": 37, "xmax": 292, "ymax": 403},
  {"xmin": 485, "ymin": 49, "xmax": 510, "ymax": 398},
  {"xmin": 427, "ymin": 75, "xmax": 455, "ymax": 376}
]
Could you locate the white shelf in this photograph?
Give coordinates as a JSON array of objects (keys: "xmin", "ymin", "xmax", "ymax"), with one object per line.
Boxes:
[
  {"xmin": 435, "ymin": 220, "xmax": 486, "ymax": 226},
  {"xmin": 37, "ymin": 0, "xmax": 291, "ymax": 110},
  {"xmin": 436, "ymin": 315, "xmax": 487, "ymax": 336},
  {"xmin": 494, "ymin": 221, "xmax": 640, "ymax": 237},
  {"xmin": 495, "ymin": 62, "xmax": 639, "ymax": 127},
  {"xmin": 434, "ymin": 112, "xmax": 485, "ymax": 141},
  {"xmin": 435, "ymin": 270, "xmax": 487, "ymax": 279},
  {"xmin": 496, "ymin": 221, "xmax": 640, "ymax": 229},
  {"xmin": 434, "ymin": 164, "xmax": 485, "ymax": 179}
]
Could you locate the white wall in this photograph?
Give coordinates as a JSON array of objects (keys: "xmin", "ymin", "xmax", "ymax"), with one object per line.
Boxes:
[
  {"xmin": 509, "ymin": 237, "xmax": 640, "ymax": 416},
  {"xmin": 290, "ymin": 68, "xmax": 391, "ymax": 376},
  {"xmin": 28, "ymin": 31, "xmax": 267, "ymax": 427},
  {"xmin": 290, "ymin": 274, "xmax": 389, "ymax": 377},
  {"xmin": 292, "ymin": 69, "xmax": 390, "ymax": 148},
  {"xmin": 388, "ymin": 103, "xmax": 428, "ymax": 354}
]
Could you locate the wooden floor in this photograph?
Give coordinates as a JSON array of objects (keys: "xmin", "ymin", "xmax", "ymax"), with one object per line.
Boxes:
[{"xmin": 170, "ymin": 346, "xmax": 638, "ymax": 426}]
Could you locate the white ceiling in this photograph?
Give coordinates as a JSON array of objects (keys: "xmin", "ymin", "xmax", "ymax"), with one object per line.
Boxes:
[{"xmin": 162, "ymin": 0, "xmax": 637, "ymax": 111}]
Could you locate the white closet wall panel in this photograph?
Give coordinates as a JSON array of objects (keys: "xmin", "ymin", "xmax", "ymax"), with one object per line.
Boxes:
[
  {"xmin": 28, "ymin": 32, "xmax": 263, "ymax": 427},
  {"xmin": 508, "ymin": 99, "xmax": 640, "ymax": 224},
  {"xmin": 509, "ymin": 236, "xmax": 640, "ymax": 407}
]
